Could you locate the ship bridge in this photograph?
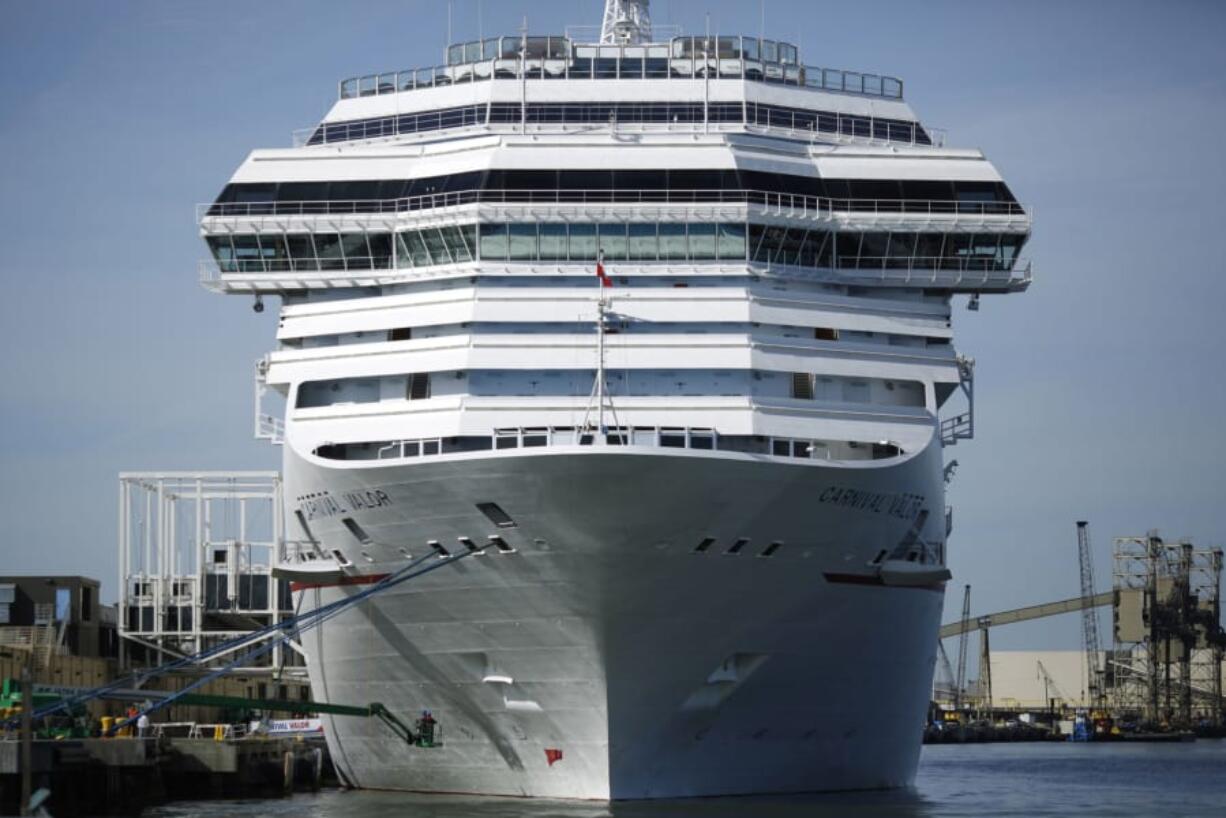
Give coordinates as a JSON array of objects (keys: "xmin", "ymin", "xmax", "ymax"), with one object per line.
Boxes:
[
  {"xmin": 197, "ymin": 1, "xmax": 1030, "ymax": 474},
  {"xmin": 304, "ymin": 32, "xmax": 919, "ymax": 150}
]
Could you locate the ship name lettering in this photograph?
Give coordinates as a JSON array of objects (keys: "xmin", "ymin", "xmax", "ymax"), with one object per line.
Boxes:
[
  {"xmin": 818, "ymin": 486, "xmax": 925, "ymax": 521},
  {"xmin": 297, "ymin": 491, "xmax": 348, "ymax": 522}
]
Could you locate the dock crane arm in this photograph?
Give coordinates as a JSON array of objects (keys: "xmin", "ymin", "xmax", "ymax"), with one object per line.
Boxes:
[{"xmin": 939, "ymin": 591, "xmax": 1114, "ymax": 639}]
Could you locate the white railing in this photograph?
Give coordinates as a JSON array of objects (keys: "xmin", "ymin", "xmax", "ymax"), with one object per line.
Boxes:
[
  {"xmin": 818, "ymin": 258, "xmax": 1032, "ymax": 290},
  {"xmin": 338, "ymin": 42, "xmax": 903, "ymax": 101},
  {"xmin": 292, "ymin": 112, "xmax": 942, "ymax": 149},
  {"xmin": 199, "ymin": 255, "xmax": 1031, "ymax": 293},
  {"xmin": 256, "ymin": 413, "xmax": 285, "ymax": 444},
  {"xmin": 189, "ymin": 723, "xmax": 248, "ymax": 741},
  {"xmin": 199, "ymin": 190, "xmax": 1028, "ymax": 222},
  {"xmin": 200, "ymin": 256, "xmax": 393, "ymax": 276},
  {"xmin": 279, "ymin": 539, "xmax": 327, "ymax": 566},
  {"xmin": 315, "ymin": 425, "xmax": 908, "ymax": 464},
  {"xmin": 293, "ymin": 107, "xmax": 936, "ymax": 149}
]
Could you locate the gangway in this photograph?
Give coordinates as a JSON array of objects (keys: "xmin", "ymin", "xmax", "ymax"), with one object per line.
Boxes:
[{"xmin": 70, "ymin": 689, "xmax": 424, "ymax": 745}]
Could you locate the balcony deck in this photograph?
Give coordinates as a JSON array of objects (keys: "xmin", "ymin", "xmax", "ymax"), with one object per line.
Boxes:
[
  {"xmin": 199, "ymin": 189, "xmax": 1029, "ymax": 226},
  {"xmin": 199, "ymin": 256, "xmax": 1031, "ymax": 296},
  {"xmin": 336, "ymin": 34, "xmax": 903, "ymax": 104}
]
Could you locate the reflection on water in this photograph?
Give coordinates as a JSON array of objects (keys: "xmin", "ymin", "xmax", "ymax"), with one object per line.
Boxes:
[
  {"xmin": 148, "ymin": 789, "xmax": 932, "ymax": 818},
  {"xmin": 146, "ymin": 741, "xmax": 1226, "ymax": 818}
]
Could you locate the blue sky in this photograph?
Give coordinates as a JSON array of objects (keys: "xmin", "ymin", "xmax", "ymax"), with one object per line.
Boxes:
[{"xmin": 1, "ymin": 0, "xmax": 1224, "ymax": 650}]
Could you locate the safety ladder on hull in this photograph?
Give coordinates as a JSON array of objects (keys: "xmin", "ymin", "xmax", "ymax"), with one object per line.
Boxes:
[{"xmin": 940, "ymin": 356, "xmax": 975, "ymax": 446}]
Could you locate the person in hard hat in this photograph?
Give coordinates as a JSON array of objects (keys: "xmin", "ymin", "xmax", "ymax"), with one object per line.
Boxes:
[{"xmin": 137, "ymin": 712, "xmax": 150, "ymax": 739}]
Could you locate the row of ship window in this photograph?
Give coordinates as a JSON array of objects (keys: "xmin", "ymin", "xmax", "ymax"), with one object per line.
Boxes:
[
  {"xmin": 208, "ymin": 171, "xmax": 1019, "ymax": 216},
  {"xmin": 296, "ymin": 371, "xmax": 925, "ymax": 409},
  {"xmin": 306, "ymin": 101, "xmax": 930, "ymax": 146},
  {"xmin": 438, "ymin": 36, "xmax": 803, "ymax": 69},
  {"xmin": 206, "ymin": 222, "xmax": 1025, "ymax": 273},
  {"xmin": 315, "ymin": 431, "xmax": 901, "ymax": 464}
]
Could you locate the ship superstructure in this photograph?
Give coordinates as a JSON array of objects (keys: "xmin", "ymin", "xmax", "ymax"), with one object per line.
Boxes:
[{"xmin": 199, "ymin": 0, "xmax": 1029, "ymax": 799}]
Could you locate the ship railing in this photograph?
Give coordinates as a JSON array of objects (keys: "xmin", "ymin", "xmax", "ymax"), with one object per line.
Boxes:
[
  {"xmin": 338, "ymin": 59, "xmax": 901, "ymax": 97},
  {"xmin": 199, "ymin": 191, "xmax": 1028, "ymax": 223},
  {"xmin": 336, "ymin": 43, "xmax": 903, "ymax": 102},
  {"xmin": 822, "ymin": 257, "xmax": 1033, "ymax": 289},
  {"xmin": 291, "ymin": 115, "xmax": 944, "ymax": 149},
  {"xmin": 200, "ymin": 257, "xmax": 393, "ymax": 278},
  {"xmin": 199, "ymin": 255, "xmax": 1031, "ymax": 287},
  {"xmin": 257, "ymin": 412, "xmax": 285, "ymax": 444},
  {"xmin": 280, "ymin": 539, "xmax": 326, "ymax": 565}
]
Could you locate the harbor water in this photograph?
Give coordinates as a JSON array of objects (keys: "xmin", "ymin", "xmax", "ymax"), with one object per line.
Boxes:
[{"xmin": 145, "ymin": 740, "xmax": 1226, "ymax": 817}]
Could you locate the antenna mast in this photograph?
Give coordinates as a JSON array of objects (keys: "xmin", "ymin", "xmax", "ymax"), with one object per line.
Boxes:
[
  {"xmin": 581, "ymin": 255, "xmax": 620, "ymax": 439},
  {"xmin": 601, "ymin": 0, "xmax": 653, "ymax": 44}
]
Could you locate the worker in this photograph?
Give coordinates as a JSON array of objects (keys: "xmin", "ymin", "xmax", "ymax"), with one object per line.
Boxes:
[
  {"xmin": 124, "ymin": 705, "xmax": 138, "ymax": 738},
  {"xmin": 418, "ymin": 710, "xmax": 436, "ymax": 746},
  {"xmin": 137, "ymin": 711, "xmax": 150, "ymax": 739}
]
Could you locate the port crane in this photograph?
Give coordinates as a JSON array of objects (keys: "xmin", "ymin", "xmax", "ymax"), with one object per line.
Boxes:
[
  {"xmin": 935, "ymin": 642, "xmax": 958, "ymax": 702},
  {"xmin": 1076, "ymin": 521, "xmax": 1106, "ymax": 708},
  {"xmin": 953, "ymin": 585, "xmax": 971, "ymax": 709},
  {"xmin": 1036, "ymin": 660, "xmax": 1070, "ymax": 710},
  {"xmin": 937, "ymin": 589, "xmax": 1114, "ymax": 709}
]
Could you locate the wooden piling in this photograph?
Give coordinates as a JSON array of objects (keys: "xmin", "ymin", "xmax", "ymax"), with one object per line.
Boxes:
[
  {"xmin": 20, "ymin": 665, "xmax": 31, "ymax": 818},
  {"xmin": 282, "ymin": 750, "xmax": 294, "ymax": 796}
]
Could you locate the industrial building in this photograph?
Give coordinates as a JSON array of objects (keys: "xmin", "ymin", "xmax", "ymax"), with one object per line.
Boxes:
[
  {"xmin": 0, "ymin": 576, "xmax": 118, "ymax": 663},
  {"xmin": 935, "ymin": 525, "xmax": 1225, "ymax": 731},
  {"xmin": 982, "ymin": 650, "xmax": 1226, "ymax": 713}
]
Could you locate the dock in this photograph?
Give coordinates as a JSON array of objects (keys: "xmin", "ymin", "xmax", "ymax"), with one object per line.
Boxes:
[{"xmin": 0, "ymin": 735, "xmax": 329, "ymax": 816}]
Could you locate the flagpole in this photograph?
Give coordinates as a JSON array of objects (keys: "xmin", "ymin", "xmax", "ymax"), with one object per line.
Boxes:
[
  {"xmin": 596, "ymin": 251, "xmax": 607, "ymax": 436},
  {"xmin": 582, "ymin": 251, "xmax": 618, "ymax": 441}
]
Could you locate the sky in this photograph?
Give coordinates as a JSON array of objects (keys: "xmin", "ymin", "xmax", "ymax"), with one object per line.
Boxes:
[{"xmin": 1, "ymin": 0, "xmax": 1224, "ymax": 652}]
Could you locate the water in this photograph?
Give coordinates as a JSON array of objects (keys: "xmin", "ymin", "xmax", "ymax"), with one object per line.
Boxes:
[{"xmin": 146, "ymin": 741, "xmax": 1226, "ymax": 817}]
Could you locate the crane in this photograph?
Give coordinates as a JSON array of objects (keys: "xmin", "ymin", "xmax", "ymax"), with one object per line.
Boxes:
[
  {"xmin": 935, "ymin": 641, "xmax": 957, "ymax": 702},
  {"xmin": 1076, "ymin": 521, "xmax": 1104, "ymax": 708},
  {"xmin": 1036, "ymin": 660, "xmax": 1070, "ymax": 710},
  {"xmin": 953, "ymin": 585, "xmax": 971, "ymax": 709}
]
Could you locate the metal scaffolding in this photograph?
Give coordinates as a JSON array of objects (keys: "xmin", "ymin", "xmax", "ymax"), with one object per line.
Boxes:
[
  {"xmin": 117, "ymin": 472, "xmax": 304, "ymax": 676},
  {"xmin": 1111, "ymin": 531, "xmax": 1225, "ymax": 727}
]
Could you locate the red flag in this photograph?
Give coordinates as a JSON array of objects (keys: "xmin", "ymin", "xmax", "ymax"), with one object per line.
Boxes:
[
  {"xmin": 545, "ymin": 748, "xmax": 563, "ymax": 766},
  {"xmin": 596, "ymin": 258, "xmax": 612, "ymax": 288}
]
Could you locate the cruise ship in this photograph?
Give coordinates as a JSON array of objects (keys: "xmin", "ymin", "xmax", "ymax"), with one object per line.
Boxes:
[{"xmin": 199, "ymin": 0, "xmax": 1031, "ymax": 799}]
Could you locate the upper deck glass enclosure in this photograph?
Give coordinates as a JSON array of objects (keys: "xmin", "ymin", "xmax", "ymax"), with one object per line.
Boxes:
[{"xmin": 339, "ymin": 35, "xmax": 903, "ymax": 101}]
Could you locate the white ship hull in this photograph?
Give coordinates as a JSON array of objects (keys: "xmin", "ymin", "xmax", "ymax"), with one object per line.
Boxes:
[
  {"xmin": 289, "ymin": 439, "xmax": 946, "ymax": 799},
  {"xmin": 194, "ymin": 5, "xmax": 1028, "ymax": 800}
]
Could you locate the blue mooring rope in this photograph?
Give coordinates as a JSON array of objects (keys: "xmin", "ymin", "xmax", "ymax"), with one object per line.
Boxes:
[{"xmin": 6, "ymin": 545, "xmax": 480, "ymax": 730}]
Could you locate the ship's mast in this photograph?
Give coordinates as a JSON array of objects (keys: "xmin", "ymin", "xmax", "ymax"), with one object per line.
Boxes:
[
  {"xmin": 581, "ymin": 256, "xmax": 620, "ymax": 439},
  {"xmin": 601, "ymin": 0, "xmax": 652, "ymax": 44}
]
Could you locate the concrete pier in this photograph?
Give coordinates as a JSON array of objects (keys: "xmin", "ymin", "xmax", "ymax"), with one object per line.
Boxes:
[{"xmin": 0, "ymin": 736, "xmax": 330, "ymax": 816}]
